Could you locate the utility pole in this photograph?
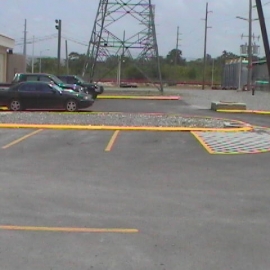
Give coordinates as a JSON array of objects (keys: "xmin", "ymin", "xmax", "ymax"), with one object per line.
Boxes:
[
  {"xmin": 255, "ymin": 0, "xmax": 270, "ymax": 93},
  {"xmin": 55, "ymin": 19, "xmax": 62, "ymax": 75},
  {"xmin": 65, "ymin": 40, "xmax": 69, "ymax": 74},
  {"xmin": 39, "ymin": 49, "xmax": 50, "ymax": 73},
  {"xmin": 23, "ymin": 19, "xmax": 27, "ymax": 71},
  {"xmin": 175, "ymin": 26, "xmax": 181, "ymax": 65},
  {"xmin": 247, "ymin": 0, "xmax": 253, "ymax": 93},
  {"xmin": 211, "ymin": 59, "xmax": 215, "ymax": 88},
  {"xmin": 236, "ymin": 0, "xmax": 255, "ymax": 93},
  {"xmin": 202, "ymin": 2, "xmax": 212, "ymax": 90},
  {"xmin": 31, "ymin": 35, "xmax": 35, "ymax": 73}
]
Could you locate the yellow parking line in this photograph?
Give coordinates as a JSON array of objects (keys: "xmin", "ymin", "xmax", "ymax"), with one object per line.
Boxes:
[
  {"xmin": 105, "ymin": 130, "xmax": 120, "ymax": 151},
  {"xmin": 2, "ymin": 129, "xmax": 43, "ymax": 149},
  {"xmin": 0, "ymin": 225, "xmax": 138, "ymax": 233}
]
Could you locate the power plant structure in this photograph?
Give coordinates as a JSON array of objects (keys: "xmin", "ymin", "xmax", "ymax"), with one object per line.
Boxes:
[
  {"xmin": 222, "ymin": 42, "xmax": 261, "ymax": 90},
  {"xmin": 82, "ymin": 0, "xmax": 163, "ymax": 92}
]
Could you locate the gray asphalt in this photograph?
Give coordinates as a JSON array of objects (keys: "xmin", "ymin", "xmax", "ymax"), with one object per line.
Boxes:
[{"xmin": 0, "ymin": 99, "xmax": 270, "ymax": 270}]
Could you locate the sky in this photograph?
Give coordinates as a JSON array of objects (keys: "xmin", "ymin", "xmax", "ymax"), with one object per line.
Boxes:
[{"xmin": 1, "ymin": 0, "xmax": 270, "ymax": 61}]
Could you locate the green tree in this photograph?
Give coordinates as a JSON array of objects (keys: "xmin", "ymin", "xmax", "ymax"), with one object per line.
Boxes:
[{"xmin": 166, "ymin": 49, "xmax": 186, "ymax": 66}]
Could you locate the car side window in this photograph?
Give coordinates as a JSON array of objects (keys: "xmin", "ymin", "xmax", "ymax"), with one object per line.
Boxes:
[
  {"xmin": 18, "ymin": 84, "xmax": 38, "ymax": 92},
  {"xmin": 39, "ymin": 76, "xmax": 52, "ymax": 82},
  {"xmin": 25, "ymin": 76, "xmax": 38, "ymax": 82},
  {"xmin": 37, "ymin": 84, "xmax": 54, "ymax": 93},
  {"xmin": 59, "ymin": 77, "xmax": 67, "ymax": 83},
  {"xmin": 67, "ymin": 77, "xmax": 77, "ymax": 84}
]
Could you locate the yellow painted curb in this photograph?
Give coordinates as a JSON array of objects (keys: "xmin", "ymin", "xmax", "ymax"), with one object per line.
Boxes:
[
  {"xmin": 217, "ymin": 109, "xmax": 270, "ymax": 115},
  {"xmin": 191, "ymin": 131, "xmax": 214, "ymax": 154},
  {"xmin": 0, "ymin": 225, "xmax": 139, "ymax": 233},
  {"xmin": 0, "ymin": 123, "xmax": 253, "ymax": 132},
  {"xmin": 97, "ymin": 95, "xmax": 181, "ymax": 100}
]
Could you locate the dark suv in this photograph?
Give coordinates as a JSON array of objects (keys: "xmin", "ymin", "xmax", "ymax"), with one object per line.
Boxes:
[
  {"xmin": 57, "ymin": 75, "xmax": 104, "ymax": 99},
  {"xmin": 12, "ymin": 73, "xmax": 85, "ymax": 94}
]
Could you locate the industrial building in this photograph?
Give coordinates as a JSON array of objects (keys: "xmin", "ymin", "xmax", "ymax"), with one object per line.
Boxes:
[
  {"xmin": 221, "ymin": 58, "xmax": 249, "ymax": 90},
  {"xmin": 0, "ymin": 34, "xmax": 26, "ymax": 83},
  {"xmin": 252, "ymin": 59, "xmax": 269, "ymax": 90},
  {"xmin": 222, "ymin": 57, "xmax": 270, "ymax": 91},
  {"xmin": 0, "ymin": 34, "xmax": 14, "ymax": 82}
]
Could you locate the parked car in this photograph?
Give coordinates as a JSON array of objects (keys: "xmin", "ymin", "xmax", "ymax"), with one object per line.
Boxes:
[
  {"xmin": 57, "ymin": 75, "xmax": 104, "ymax": 99},
  {"xmin": 11, "ymin": 73, "xmax": 86, "ymax": 94},
  {"xmin": 0, "ymin": 81, "xmax": 94, "ymax": 112}
]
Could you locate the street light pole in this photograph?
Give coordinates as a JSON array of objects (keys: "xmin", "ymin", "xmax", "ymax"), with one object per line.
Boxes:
[
  {"xmin": 39, "ymin": 52, "xmax": 42, "ymax": 73},
  {"xmin": 31, "ymin": 35, "xmax": 35, "ymax": 73},
  {"xmin": 39, "ymin": 49, "xmax": 50, "ymax": 73},
  {"xmin": 55, "ymin": 19, "xmax": 62, "ymax": 75}
]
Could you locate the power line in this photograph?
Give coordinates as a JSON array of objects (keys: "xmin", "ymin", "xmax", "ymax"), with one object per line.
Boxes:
[
  {"xmin": 15, "ymin": 34, "xmax": 58, "ymax": 46},
  {"xmin": 61, "ymin": 36, "xmax": 88, "ymax": 47}
]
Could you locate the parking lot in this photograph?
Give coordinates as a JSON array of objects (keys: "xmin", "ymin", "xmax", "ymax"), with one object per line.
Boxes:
[{"xmin": 1, "ymin": 98, "xmax": 270, "ymax": 270}]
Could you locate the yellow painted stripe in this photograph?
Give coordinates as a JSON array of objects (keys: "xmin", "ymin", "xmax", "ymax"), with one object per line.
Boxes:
[
  {"xmin": 217, "ymin": 109, "xmax": 249, "ymax": 113},
  {"xmin": 0, "ymin": 225, "xmax": 138, "ymax": 233},
  {"xmin": 97, "ymin": 95, "xmax": 180, "ymax": 100},
  {"xmin": 191, "ymin": 131, "xmax": 215, "ymax": 154},
  {"xmin": 0, "ymin": 124, "xmax": 253, "ymax": 132},
  {"xmin": 105, "ymin": 130, "xmax": 120, "ymax": 151},
  {"xmin": 2, "ymin": 129, "xmax": 43, "ymax": 149},
  {"xmin": 217, "ymin": 109, "xmax": 270, "ymax": 115}
]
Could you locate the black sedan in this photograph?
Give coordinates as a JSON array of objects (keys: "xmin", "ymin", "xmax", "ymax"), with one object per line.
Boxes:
[
  {"xmin": 0, "ymin": 82, "xmax": 94, "ymax": 112},
  {"xmin": 57, "ymin": 75, "xmax": 104, "ymax": 99}
]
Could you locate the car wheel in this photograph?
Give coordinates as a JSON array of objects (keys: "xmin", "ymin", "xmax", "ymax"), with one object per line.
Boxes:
[
  {"xmin": 65, "ymin": 99, "xmax": 78, "ymax": 112},
  {"xmin": 9, "ymin": 99, "xmax": 23, "ymax": 111}
]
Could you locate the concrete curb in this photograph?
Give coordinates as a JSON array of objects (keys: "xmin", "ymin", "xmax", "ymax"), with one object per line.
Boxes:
[
  {"xmin": 0, "ymin": 123, "xmax": 253, "ymax": 132},
  {"xmin": 217, "ymin": 109, "xmax": 270, "ymax": 115},
  {"xmin": 97, "ymin": 95, "xmax": 181, "ymax": 100}
]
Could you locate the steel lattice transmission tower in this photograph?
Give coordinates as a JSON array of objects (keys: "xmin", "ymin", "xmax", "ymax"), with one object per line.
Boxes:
[{"xmin": 82, "ymin": 0, "xmax": 163, "ymax": 93}]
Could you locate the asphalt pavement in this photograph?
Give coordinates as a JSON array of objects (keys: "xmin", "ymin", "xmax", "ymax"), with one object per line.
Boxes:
[{"xmin": 0, "ymin": 98, "xmax": 270, "ymax": 270}]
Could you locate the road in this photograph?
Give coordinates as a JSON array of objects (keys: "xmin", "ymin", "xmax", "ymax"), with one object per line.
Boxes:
[{"xmin": 0, "ymin": 98, "xmax": 270, "ymax": 270}]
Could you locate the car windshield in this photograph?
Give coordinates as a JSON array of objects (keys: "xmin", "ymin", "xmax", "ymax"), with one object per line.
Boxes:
[
  {"xmin": 75, "ymin": 75, "xmax": 86, "ymax": 83},
  {"xmin": 12, "ymin": 74, "xmax": 20, "ymax": 83},
  {"xmin": 51, "ymin": 84, "xmax": 63, "ymax": 92},
  {"xmin": 49, "ymin": 75, "xmax": 65, "ymax": 84}
]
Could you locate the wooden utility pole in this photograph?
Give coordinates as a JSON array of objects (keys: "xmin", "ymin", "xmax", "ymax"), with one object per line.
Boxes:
[
  {"xmin": 175, "ymin": 26, "xmax": 181, "ymax": 65},
  {"xmin": 202, "ymin": 3, "xmax": 212, "ymax": 90},
  {"xmin": 23, "ymin": 19, "xmax": 27, "ymax": 71},
  {"xmin": 65, "ymin": 40, "xmax": 69, "ymax": 74}
]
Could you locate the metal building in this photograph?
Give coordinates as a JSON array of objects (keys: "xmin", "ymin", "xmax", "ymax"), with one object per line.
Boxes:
[
  {"xmin": 252, "ymin": 59, "xmax": 270, "ymax": 90},
  {"xmin": 222, "ymin": 58, "xmax": 248, "ymax": 90},
  {"xmin": 0, "ymin": 34, "xmax": 15, "ymax": 82}
]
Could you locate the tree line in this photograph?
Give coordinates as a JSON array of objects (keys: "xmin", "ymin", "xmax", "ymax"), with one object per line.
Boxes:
[{"xmin": 27, "ymin": 49, "xmax": 260, "ymax": 84}]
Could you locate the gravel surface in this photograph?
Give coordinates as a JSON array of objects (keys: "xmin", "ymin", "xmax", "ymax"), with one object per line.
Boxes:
[{"xmin": 0, "ymin": 112, "xmax": 236, "ymax": 128}]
